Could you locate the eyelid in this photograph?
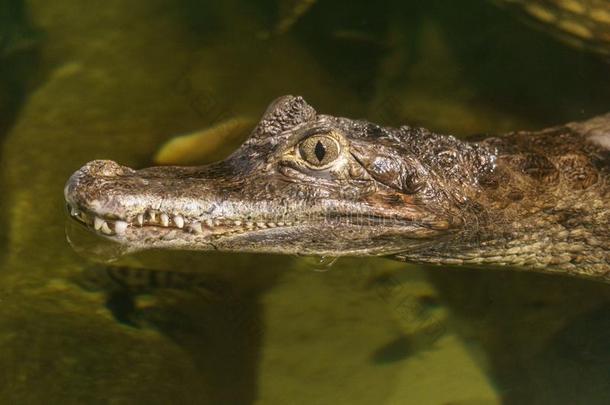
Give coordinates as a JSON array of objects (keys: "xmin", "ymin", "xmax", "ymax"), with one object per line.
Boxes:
[
  {"xmin": 299, "ymin": 131, "xmax": 341, "ymax": 148},
  {"xmin": 295, "ymin": 126, "xmax": 340, "ymax": 145}
]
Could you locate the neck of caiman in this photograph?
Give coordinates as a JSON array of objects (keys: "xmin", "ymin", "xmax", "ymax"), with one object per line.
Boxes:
[{"xmin": 395, "ymin": 115, "xmax": 609, "ymax": 280}]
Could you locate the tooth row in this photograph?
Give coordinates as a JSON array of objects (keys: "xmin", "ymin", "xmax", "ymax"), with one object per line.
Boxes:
[
  {"xmin": 185, "ymin": 220, "xmax": 232, "ymax": 234},
  {"xmin": 93, "ymin": 216, "xmax": 129, "ymax": 236},
  {"xmin": 132, "ymin": 211, "xmax": 188, "ymax": 229},
  {"xmin": 133, "ymin": 210, "xmax": 297, "ymax": 231},
  {"xmin": 185, "ymin": 220, "xmax": 296, "ymax": 235},
  {"xmin": 87, "ymin": 207, "xmax": 299, "ymax": 236},
  {"xmin": 70, "ymin": 203, "xmax": 300, "ymax": 236},
  {"xmin": 242, "ymin": 221, "xmax": 294, "ymax": 228}
]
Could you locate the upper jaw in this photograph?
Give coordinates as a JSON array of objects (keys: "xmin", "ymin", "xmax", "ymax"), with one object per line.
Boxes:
[
  {"xmin": 64, "ymin": 159, "xmax": 311, "ymax": 245},
  {"xmin": 65, "ymin": 197, "xmax": 304, "ymax": 241},
  {"xmin": 66, "ymin": 195, "xmax": 297, "ymax": 246}
]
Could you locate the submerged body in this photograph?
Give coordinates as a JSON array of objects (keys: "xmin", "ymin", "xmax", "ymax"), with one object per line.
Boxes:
[{"xmin": 65, "ymin": 96, "xmax": 610, "ymax": 281}]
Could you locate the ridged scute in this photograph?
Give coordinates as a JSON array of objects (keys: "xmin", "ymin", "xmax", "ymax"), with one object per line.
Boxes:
[{"xmin": 250, "ymin": 95, "xmax": 317, "ymax": 142}]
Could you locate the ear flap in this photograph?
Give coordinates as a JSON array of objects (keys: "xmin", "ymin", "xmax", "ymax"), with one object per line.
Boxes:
[
  {"xmin": 252, "ymin": 95, "xmax": 316, "ymax": 139},
  {"xmin": 351, "ymin": 144, "xmax": 424, "ymax": 194}
]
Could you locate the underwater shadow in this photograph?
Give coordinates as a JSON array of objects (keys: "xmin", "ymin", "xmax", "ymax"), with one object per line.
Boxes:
[{"xmin": 149, "ymin": 291, "xmax": 264, "ymax": 404}]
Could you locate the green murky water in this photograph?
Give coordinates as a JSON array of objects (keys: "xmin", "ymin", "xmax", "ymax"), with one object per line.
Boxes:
[{"xmin": 1, "ymin": 0, "xmax": 610, "ymax": 403}]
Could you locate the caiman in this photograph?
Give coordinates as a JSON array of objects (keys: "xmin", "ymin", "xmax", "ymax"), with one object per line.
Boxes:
[{"xmin": 65, "ymin": 96, "xmax": 609, "ymax": 281}]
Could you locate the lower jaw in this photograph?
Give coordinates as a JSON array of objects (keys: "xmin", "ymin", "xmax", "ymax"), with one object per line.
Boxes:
[{"xmin": 71, "ymin": 220, "xmax": 425, "ymax": 258}]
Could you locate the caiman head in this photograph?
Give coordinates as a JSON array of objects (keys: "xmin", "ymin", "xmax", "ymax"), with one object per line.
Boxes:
[{"xmin": 65, "ymin": 95, "xmax": 494, "ymax": 257}]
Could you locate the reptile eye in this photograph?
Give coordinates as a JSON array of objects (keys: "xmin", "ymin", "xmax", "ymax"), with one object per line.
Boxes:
[{"xmin": 298, "ymin": 135, "xmax": 340, "ymax": 168}]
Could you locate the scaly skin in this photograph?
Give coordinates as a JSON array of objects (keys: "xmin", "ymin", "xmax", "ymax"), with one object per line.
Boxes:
[{"xmin": 65, "ymin": 96, "xmax": 610, "ymax": 281}]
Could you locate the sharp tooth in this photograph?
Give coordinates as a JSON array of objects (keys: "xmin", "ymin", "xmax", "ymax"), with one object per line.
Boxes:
[
  {"xmin": 173, "ymin": 215, "xmax": 184, "ymax": 228},
  {"xmin": 136, "ymin": 214, "xmax": 144, "ymax": 226},
  {"xmin": 114, "ymin": 221, "xmax": 128, "ymax": 235},
  {"xmin": 94, "ymin": 217, "xmax": 105, "ymax": 231},
  {"xmin": 148, "ymin": 211, "xmax": 157, "ymax": 222},
  {"xmin": 256, "ymin": 222, "xmax": 267, "ymax": 228},
  {"xmin": 100, "ymin": 222, "xmax": 112, "ymax": 234},
  {"xmin": 160, "ymin": 213, "xmax": 169, "ymax": 227},
  {"xmin": 204, "ymin": 219, "xmax": 214, "ymax": 228},
  {"xmin": 285, "ymin": 222, "xmax": 293, "ymax": 226},
  {"xmin": 267, "ymin": 222, "xmax": 276, "ymax": 228},
  {"xmin": 245, "ymin": 222, "xmax": 254, "ymax": 229},
  {"xmin": 277, "ymin": 222, "xmax": 285, "ymax": 226},
  {"xmin": 234, "ymin": 220, "xmax": 242, "ymax": 226},
  {"xmin": 189, "ymin": 222, "xmax": 203, "ymax": 234}
]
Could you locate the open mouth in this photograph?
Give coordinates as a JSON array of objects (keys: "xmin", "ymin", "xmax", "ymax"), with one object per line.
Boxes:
[{"xmin": 65, "ymin": 202, "xmax": 300, "ymax": 239}]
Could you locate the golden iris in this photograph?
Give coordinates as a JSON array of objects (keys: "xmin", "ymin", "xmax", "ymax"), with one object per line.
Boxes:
[{"xmin": 298, "ymin": 135, "xmax": 340, "ymax": 168}]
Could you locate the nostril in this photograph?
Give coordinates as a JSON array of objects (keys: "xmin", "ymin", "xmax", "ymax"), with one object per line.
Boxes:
[
  {"xmin": 82, "ymin": 160, "xmax": 131, "ymax": 177},
  {"xmin": 65, "ymin": 160, "xmax": 134, "ymax": 205}
]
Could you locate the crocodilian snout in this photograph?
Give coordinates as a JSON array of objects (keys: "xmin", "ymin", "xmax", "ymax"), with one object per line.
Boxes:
[
  {"xmin": 66, "ymin": 157, "xmax": 236, "ymax": 232},
  {"xmin": 65, "ymin": 159, "xmax": 145, "ymax": 219},
  {"xmin": 65, "ymin": 159, "xmax": 131, "ymax": 206},
  {"xmin": 63, "ymin": 159, "xmax": 299, "ymax": 251}
]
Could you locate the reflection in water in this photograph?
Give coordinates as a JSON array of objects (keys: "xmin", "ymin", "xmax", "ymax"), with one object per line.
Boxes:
[
  {"xmin": 371, "ymin": 335, "xmax": 415, "ymax": 364},
  {"xmin": 298, "ymin": 255, "xmax": 340, "ymax": 272},
  {"xmin": 65, "ymin": 220, "xmax": 130, "ymax": 263},
  {"xmin": 500, "ymin": 303, "xmax": 610, "ymax": 404}
]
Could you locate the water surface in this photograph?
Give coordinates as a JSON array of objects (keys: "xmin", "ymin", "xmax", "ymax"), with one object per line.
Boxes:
[{"xmin": 1, "ymin": 0, "xmax": 610, "ymax": 404}]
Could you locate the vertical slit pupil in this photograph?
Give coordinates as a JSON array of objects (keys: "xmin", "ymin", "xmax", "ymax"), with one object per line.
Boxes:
[{"xmin": 314, "ymin": 140, "xmax": 326, "ymax": 162}]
